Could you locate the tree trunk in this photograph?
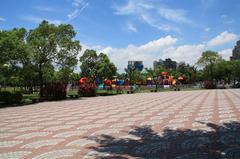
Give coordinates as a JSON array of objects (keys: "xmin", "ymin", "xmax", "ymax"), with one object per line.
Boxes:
[{"xmin": 39, "ymin": 64, "xmax": 43, "ymax": 97}]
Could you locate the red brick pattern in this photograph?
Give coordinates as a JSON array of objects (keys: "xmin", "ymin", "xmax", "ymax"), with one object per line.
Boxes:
[{"xmin": 0, "ymin": 89, "xmax": 240, "ymax": 158}]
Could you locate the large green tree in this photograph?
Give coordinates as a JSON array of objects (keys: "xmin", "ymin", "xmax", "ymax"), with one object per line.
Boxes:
[
  {"xmin": 125, "ymin": 66, "xmax": 141, "ymax": 85},
  {"xmin": 96, "ymin": 53, "xmax": 117, "ymax": 81},
  {"xmin": 230, "ymin": 60, "xmax": 240, "ymax": 84},
  {"xmin": 0, "ymin": 28, "xmax": 28, "ymax": 65},
  {"xmin": 80, "ymin": 50, "xmax": 117, "ymax": 81},
  {"xmin": 0, "ymin": 28, "xmax": 29, "ymax": 88},
  {"xmin": 80, "ymin": 49, "xmax": 98, "ymax": 78},
  {"xmin": 27, "ymin": 20, "xmax": 81, "ymax": 96},
  {"xmin": 197, "ymin": 51, "xmax": 222, "ymax": 80},
  {"xmin": 214, "ymin": 60, "xmax": 232, "ymax": 83}
]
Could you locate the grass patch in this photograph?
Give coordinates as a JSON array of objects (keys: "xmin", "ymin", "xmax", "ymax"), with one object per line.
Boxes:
[
  {"xmin": 97, "ymin": 90, "xmax": 118, "ymax": 96},
  {"xmin": 0, "ymin": 87, "xmax": 21, "ymax": 92},
  {"xmin": 23, "ymin": 93, "xmax": 39, "ymax": 100},
  {"xmin": 67, "ymin": 89, "xmax": 78, "ymax": 96}
]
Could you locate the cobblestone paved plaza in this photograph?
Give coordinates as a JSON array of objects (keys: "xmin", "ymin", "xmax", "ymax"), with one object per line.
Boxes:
[{"xmin": 0, "ymin": 89, "xmax": 240, "ymax": 158}]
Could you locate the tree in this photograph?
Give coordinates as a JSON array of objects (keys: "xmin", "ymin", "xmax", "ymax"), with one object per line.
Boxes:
[
  {"xmin": 54, "ymin": 67, "xmax": 73, "ymax": 83},
  {"xmin": 80, "ymin": 50, "xmax": 117, "ymax": 81},
  {"xmin": 0, "ymin": 28, "xmax": 29, "ymax": 89},
  {"xmin": 27, "ymin": 20, "xmax": 81, "ymax": 96},
  {"xmin": 125, "ymin": 66, "xmax": 140, "ymax": 85},
  {"xmin": 214, "ymin": 60, "xmax": 232, "ymax": 83},
  {"xmin": 80, "ymin": 49, "xmax": 98, "ymax": 78},
  {"xmin": 188, "ymin": 65, "xmax": 198, "ymax": 83},
  {"xmin": 145, "ymin": 68, "xmax": 156, "ymax": 78},
  {"xmin": 0, "ymin": 28, "xmax": 28, "ymax": 66},
  {"xmin": 197, "ymin": 51, "xmax": 222, "ymax": 80},
  {"xmin": 230, "ymin": 60, "xmax": 240, "ymax": 84},
  {"xmin": 96, "ymin": 53, "xmax": 117, "ymax": 81},
  {"xmin": 176, "ymin": 62, "xmax": 198, "ymax": 83}
]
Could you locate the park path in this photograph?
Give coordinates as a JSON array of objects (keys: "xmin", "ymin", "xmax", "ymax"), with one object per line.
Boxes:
[{"xmin": 0, "ymin": 89, "xmax": 240, "ymax": 159}]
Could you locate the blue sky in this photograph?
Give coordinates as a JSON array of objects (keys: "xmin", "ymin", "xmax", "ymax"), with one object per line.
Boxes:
[{"xmin": 0, "ymin": 0, "xmax": 239, "ymax": 71}]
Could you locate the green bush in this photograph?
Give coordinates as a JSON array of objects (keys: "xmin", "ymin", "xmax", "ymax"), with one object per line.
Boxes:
[{"xmin": 0, "ymin": 91, "xmax": 23, "ymax": 104}]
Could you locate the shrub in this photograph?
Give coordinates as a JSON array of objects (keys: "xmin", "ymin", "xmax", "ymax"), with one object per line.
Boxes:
[
  {"xmin": 41, "ymin": 82, "xmax": 67, "ymax": 100},
  {"xmin": 203, "ymin": 80, "xmax": 216, "ymax": 89},
  {"xmin": 78, "ymin": 83, "xmax": 97, "ymax": 97},
  {"xmin": 232, "ymin": 83, "xmax": 240, "ymax": 88},
  {"xmin": 0, "ymin": 91, "xmax": 23, "ymax": 104}
]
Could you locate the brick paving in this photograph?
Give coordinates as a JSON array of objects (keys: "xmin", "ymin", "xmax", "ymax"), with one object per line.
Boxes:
[{"xmin": 0, "ymin": 89, "xmax": 240, "ymax": 159}]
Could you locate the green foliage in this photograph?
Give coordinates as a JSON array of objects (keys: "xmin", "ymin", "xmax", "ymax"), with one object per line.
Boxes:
[
  {"xmin": 0, "ymin": 28, "xmax": 30, "ymax": 88},
  {"xmin": 0, "ymin": 21, "xmax": 81, "ymax": 99},
  {"xmin": 27, "ymin": 20, "xmax": 81, "ymax": 96},
  {"xmin": 80, "ymin": 49, "xmax": 97, "ymax": 77},
  {"xmin": 125, "ymin": 66, "xmax": 141, "ymax": 85},
  {"xmin": 0, "ymin": 91, "xmax": 23, "ymax": 104},
  {"xmin": 197, "ymin": 51, "xmax": 222, "ymax": 80},
  {"xmin": 197, "ymin": 51, "xmax": 222, "ymax": 67},
  {"xmin": 145, "ymin": 68, "xmax": 156, "ymax": 78},
  {"xmin": 80, "ymin": 50, "xmax": 117, "ymax": 81},
  {"xmin": 230, "ymin": 60, "xmax": 240, "ymax": 82},
  {"xmin": 0, "ymin": 28, "xmax": 28, "ymax": 65},
  {"xmin": 96, "ymin": 53, "xmax": 117, "ymax": 81},
  {"xmin": 80, "ymin": 49, "xmax": 98, "ymax": 77},
  {"xmin": 1, "ymin": 20, "xmax": 240, "ymax": 94},
  {"xmin": 54, "ymin": 67, "xmax": 75, "ymax": 83}
]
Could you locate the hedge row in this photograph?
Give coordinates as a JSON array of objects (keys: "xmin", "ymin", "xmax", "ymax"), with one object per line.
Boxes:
[
  {"xmin": 41, "ymin": 82, "xmax": 67, "ymax": 100},
  {"xmin": 0, "ymin": 91, "xmax": 23, "ymax": 104}
]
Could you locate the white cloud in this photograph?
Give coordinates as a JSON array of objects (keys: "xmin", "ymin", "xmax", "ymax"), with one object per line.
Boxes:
[
  {"xmin": 221, "ymin": 14, "xmax": 228, "ymax": 19},
  {"xmin": 113, "ymin": 0, "xmax": 191, "ymax": 33},
  {"xmin": 23, "ymin": 0, "xmax": 88, "ymax": 24},
  {"xmin": 81, "ymin": 36, "xmax": 208, "ymax": 72},
  {"xmin": 99, "ymin": 47, "xmax": 113, "ymax": 55},
  {"xmin": 126, "ymin": 22, "xmax": 137, "ymax": 32},
  {"xmin": 79, "ymin": 31, "xmax": 238, "ymax": 72},
  {"xmin": 158, "ymin": 7, "xmax": 191, "ymax": 24},
  {"xmin": 161, "ymin": 44, "xmax": 206, "ymax": 64},
  {"xmin": 207, "ymin": 31, "xmax": 238, "ymax": 47},
  {"xmin": 22, "ymin": 16, "xmax": 63, "ymax": 25},
  {"xmin": 220, "ymin": 14, "xmax": 235, "ymax": 24},
  {"xmin": 82, "ymin": 36, "xmax": 180, "ymax": 72},
  {"xmin": 140, "ymin": 13, "xmax": 181, "ymax": 33},
  {"xmin": 0, "ymin": 17, "xmax": 6, "ymax": 21},
  {"xmin": 68, "ymin": 0, "xmax": 88, "ymax": 21},
  {"xmin": 204, "ymin": 27, "xmax": 210, "ymax": 32},
  {"xmin": 219, "ymin": 48, "xmax": 232, "ymax": 60},
  {"xmin": 72, "ymin": 0, "xmax": 84, "ymax": 7},
  {"xmin": 68, "ymin": 9, "xmax": 79, "ymax": 20},
  {"xmin": 33, "ymin": 6, "xmax": 55, "ymax": 12}
]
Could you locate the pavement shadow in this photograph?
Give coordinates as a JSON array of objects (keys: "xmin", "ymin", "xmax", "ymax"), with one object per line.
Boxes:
[{"xmin": 87, "ymin": 121, "xmax": 240, "ymax": 159}]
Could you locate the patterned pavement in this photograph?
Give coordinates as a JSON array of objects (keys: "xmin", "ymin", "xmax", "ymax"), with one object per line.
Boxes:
[{"xmin": 0, "ymin": 89, "xmax": 240, "ymax": 159}]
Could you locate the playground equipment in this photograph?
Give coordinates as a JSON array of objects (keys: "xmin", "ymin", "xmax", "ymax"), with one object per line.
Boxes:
[
  {"xmin": 161, "ymin": 72, "xmax": 174, "ymax": 85},
  {"xmin": 178, "ymin": 76, "xmax": 185, "ymax": 82},
  {"xmin": 103, "ymin": 79, "xmax": 112, "ymax": 86},
  {"xmin": 116, "ymin": 79, "xmax": 125, "ymax": 86},
  {"xmin": 79, "ymin": 77, "xmax": 87, "ymax": 85},
  {"xmin": 147, "ymin": 77, "xmax": 153, "ymax": 86}
]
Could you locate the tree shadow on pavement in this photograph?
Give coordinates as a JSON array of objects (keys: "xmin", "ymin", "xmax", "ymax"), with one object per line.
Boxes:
[{"xmin": 86, "ymin": 121, "xmax": 240, "ymax": 159}]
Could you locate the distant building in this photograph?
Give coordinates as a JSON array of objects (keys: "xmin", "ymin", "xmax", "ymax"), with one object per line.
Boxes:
[
  {"xmin": 128, "ymin": 61, "xmax": 144, "ymax": 71},
  {"xmin": 153, "ymin": 58, "xmax": 177, "ymax": 70},
  {"xmin": 153, "ymin": 59, "xmax": 164, "ymax": 70},
  {"xmin": 231, "ymin": 40, "xmax": 240, "ymax": 60}
]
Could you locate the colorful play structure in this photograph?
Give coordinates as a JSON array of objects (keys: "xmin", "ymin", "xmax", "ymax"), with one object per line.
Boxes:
[{"xmin": 79, "ymin": 71, "xmax": 185, "ymax": 91}]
